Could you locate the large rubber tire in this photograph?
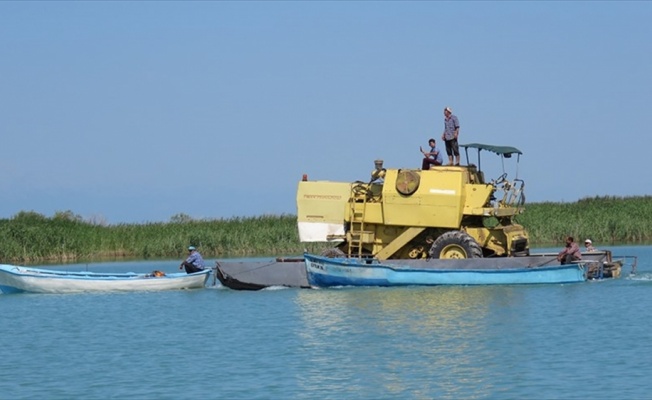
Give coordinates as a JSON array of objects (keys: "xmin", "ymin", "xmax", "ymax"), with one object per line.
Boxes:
[{"xmin": 428, "ymin": 231, "xmax": 483, "ymax": 259}]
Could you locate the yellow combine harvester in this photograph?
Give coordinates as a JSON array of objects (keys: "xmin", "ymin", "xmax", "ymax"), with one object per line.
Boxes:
[{"xmin": 297, "ymin": 143, "xmax": 529, "ymax": 260}]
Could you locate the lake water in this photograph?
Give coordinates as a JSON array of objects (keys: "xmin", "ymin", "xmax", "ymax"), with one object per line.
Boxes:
[{"xmin": 2, "ymin": 245, "xmax": 651, "ymax": 399}]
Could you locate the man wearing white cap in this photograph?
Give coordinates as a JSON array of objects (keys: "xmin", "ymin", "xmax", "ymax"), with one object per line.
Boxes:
[
  {"xmin": 441, "ymin": 106, "xmax": 460, "ymax": 166},
  {"xmin": 180, "ymin": 245, "xmax": 205, "ymax": 273},
  {"xmin": 584, "ymin": 239, "xmax": 597, "ymax": 252}
]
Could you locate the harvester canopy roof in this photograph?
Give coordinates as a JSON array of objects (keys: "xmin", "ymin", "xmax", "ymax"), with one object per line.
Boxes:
[{"xmin": 461, "ymin": 143, "xmax": 523, "ymax": 157}]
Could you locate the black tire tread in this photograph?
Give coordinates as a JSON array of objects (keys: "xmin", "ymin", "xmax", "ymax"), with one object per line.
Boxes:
[{"xmin": 428, "ymin": 231, "xmax": 483, "ymax": 259}]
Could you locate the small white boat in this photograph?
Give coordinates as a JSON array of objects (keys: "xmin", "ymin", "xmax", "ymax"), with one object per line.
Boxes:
[{"xmin": 0, "ymin": 264, "xmax": 211, "ymax": 294}]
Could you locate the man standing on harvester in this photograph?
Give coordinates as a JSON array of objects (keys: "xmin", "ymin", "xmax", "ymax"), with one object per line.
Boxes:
[{"xmin": 441, "ymin": 106, "xmax": 460, "ymax": 166}]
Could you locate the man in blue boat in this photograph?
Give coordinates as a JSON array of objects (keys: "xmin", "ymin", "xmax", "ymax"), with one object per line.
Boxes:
[
  {"xmin": 557, "ymin": 236, "xmax": 582, "ymax": 264},
  {"xmin": 180, "ymin": 246, "xmax": 205, "ymax": 274},
  {"xmin": 420, "ymin": 138, "xmax": 444, "ymax": 170}
]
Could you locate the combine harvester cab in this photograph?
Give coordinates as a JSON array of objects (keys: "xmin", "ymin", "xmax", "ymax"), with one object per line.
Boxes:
[{"xmin": 297, "ymin": 143, "xmax": 530, "ymax": 260}]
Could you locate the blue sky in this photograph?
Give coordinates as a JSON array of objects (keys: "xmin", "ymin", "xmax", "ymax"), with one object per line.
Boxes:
[{"xmin": 1, "ymin": 2, "xmax": 651, "ymax": 224}]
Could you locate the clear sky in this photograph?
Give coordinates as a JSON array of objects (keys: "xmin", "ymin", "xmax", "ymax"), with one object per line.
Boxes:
[{"xmin": 2, "ymin": 2, "xmax": 651, "ymax": 224}]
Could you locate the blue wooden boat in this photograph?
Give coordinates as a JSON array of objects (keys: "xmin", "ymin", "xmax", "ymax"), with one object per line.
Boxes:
[
  {"xmin": 0, "ymin": 264, "xmax": 212, "ymax": 294},
  {"xmin": 304, "ymin": 253, "xmax": 592, "ymax": 288}
]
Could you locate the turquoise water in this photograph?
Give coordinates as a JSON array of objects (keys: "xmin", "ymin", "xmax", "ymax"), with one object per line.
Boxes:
[{"xmin": 1, "ymin": 246, "xmax": 650, "ymax": 399}]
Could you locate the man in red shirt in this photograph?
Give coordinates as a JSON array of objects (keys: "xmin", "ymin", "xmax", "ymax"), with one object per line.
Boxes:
[{"xmin": 557, "ymin": 236, "xmax": 582, "ymax": 264}]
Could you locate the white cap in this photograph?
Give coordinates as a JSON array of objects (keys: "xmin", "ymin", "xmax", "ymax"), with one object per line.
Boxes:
[
  {"xmin": 584, "ymin": 239, "xmax": 592, "ymax": 244},
  {"xmin": 444, "ymin": 106, "xmax": 452, "ymax": 113}
]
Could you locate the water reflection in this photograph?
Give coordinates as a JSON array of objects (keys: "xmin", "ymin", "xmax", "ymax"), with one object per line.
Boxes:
[{"xmin": 293, "ymin": 286, "xmax": 524, "ymax": 399}]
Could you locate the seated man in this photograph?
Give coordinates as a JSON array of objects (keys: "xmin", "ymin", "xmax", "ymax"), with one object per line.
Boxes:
[
  {"xmin": 557, "ymin": 236, "xmax": 581, "ymax": 264},
  {"xmin": 420, "ymin": 138, "xmax": 443, "ymax": 170},
  {"xmin": 180, "ymin": 246, "xmax": 205, "ymax": 274},
  {"xmin": 584, "ymin": 239, "xmax": 597, "ymax": 252}
]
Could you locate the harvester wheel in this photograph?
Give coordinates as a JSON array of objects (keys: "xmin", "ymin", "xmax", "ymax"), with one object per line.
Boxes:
[{"xmin": 429, "ymin": 231, "xmax": 483, "ymax": 259}]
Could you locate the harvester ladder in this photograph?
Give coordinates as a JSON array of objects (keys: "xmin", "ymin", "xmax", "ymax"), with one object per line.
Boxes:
[{"xmin": 348, "ymin": 185, "xmax": 372, "ymax": 258}]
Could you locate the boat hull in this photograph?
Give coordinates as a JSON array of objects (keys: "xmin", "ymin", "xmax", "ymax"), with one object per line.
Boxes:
[
  {"xmin": 0, "ymin": 265, "xmax": 211, "ymax": 294},
  {"xmin": 215, "ymin": 258, "xmax": 309, "ymax": 290},
  {"xmin": 304, "ymin": 254, "xmax": 588, "ymax": 287},
  {"xmin": 213, "ymin": 251, "xmax": 626, "ymax": 290}
]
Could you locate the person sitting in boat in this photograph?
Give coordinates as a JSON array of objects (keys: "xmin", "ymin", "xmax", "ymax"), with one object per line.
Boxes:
[
  {"xmin": 180, "ymin": 246, "xmax": 205, "ymax": 274},
  {"xmin": 557, "ymin": 236, "xmax": 582, "ymax": 264},
  {"xmin": 584, "ymin": 239, "xmax": 597, "ymax": 252}
]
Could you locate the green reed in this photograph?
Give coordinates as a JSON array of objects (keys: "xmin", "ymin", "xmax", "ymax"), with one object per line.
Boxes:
[
  {"xmin": 518, "ymin": 195, "xmax": 652, "ymax": 246},
  {"xmin": 1, "ymin": 195, "xmax": 651, "ymax": 263},
  {"xmin": 0, "ymin": 211, "xmax": 326, "ymax": 264}
]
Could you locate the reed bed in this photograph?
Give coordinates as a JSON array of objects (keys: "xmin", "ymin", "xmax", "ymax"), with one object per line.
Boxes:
[
  {"xmin": 1, "ymin": 195, "xmax": 651, "ymax": 263},
  {"xmin": 519, "ymin": 195, "xmax": 652, "ymax": 246},
  {"xmin": 0, "ymin": 211, "xmax": 325, "ymax": 264}
]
